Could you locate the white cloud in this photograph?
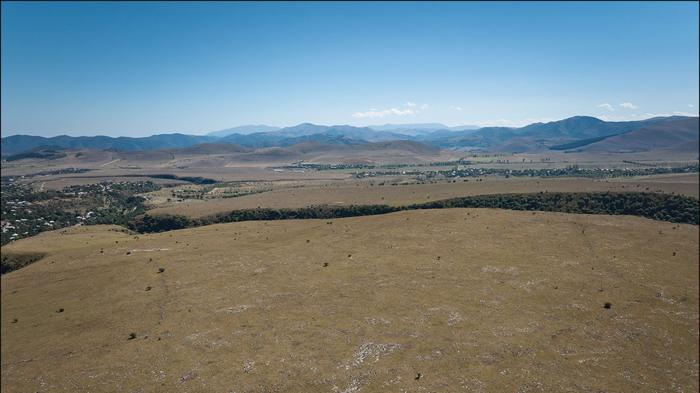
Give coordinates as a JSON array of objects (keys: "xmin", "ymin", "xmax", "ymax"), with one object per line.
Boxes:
[
  {"xmin": 449, "ymin": 105, "xmax": 463, "ymax": 111},
  {"xmin": 597, "ymin": 103, "xmax": 614, "ymax": 111},
  {"xmin": 352, "ymin": 102, "xmax": 428, "ymax": 118},
  {"xmin": 689, "ymin": 104, "xmax": 695, "ymax": 108},
  {"xmin": 619, "ymin": 102, "xmax": 638, "ymax": 109},
  {"xmin": 352, "ymin": 108, "xmax": 415, "ymax": 118}
]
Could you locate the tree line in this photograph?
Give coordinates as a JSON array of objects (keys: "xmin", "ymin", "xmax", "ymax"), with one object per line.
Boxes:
[{"xmin": 127, "ymin": 191, "xmax": 699, "ymax": 233}]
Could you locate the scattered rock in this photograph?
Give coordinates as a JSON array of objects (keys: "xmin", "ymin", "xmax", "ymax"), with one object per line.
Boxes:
[
  {"xmin": 323, "ymin": 262, "xmax": 329, "ymax": 267},
  {"xmin": 56, "ymin": 308, "xmax": 64, "ymax": 313},
  {"xmin": 415, "ymin": 373, "xmax": 422, "ymax": 380},
  {"xmin": 158, "ymin": 268, "xmax": 165, "ymax": 273},
  {"xmin": 604, "ymin": 302, "xmax": 612, "ymax": 309},
  {"xmin": 145, "ymin": 286, "xmax": 152, "ymax": 291},
  {"xmin": 128, "ymin": 332, "xmax": 137, "ymax": 340},
  {"xmin": 179, "ymin": 370, "xmax": 198, "ymax": 383},
  {"xmin": 344, "ymin": 342, "xmax": 401, "ymax": 369}
]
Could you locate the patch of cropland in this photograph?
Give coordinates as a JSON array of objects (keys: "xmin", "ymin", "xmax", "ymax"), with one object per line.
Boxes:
[
  {"xmin": 128, "ymin": 192, "xmax": 699, "ymax": 233},
  {"xmin": 1, "ymin": 179, "xmax": 160, "ymax": 246},
  {"xmin": 1, "ymin": 210, "xmax": 697, "ymax": 391}
]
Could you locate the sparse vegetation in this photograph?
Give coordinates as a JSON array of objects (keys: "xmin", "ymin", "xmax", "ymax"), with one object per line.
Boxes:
[{"xmin": 0, "ymin": 252, "xmax": 45, "ymax": 274}]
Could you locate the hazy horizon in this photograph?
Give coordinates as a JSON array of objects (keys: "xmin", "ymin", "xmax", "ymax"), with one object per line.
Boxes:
[
  {"xmin": 2, "ymin": 1, "xmax": 698, "ymax": 137},
  {"xmin": 2, "ymin": 113, "xmax": 699, "ymax": 139}
]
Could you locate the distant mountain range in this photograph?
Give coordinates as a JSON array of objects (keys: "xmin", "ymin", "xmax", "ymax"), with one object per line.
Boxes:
[
  {"xmin": 206, "ymin": 125, "xmax": 280, "ymax": 137},
  {"xmin": 219, "ymin": 123, "xmax": 409, "ymax": 148},
  {"xmin": 206, "ymin": 123, "xmax": 479, "ymax": 138},
  {"xmin": 1, "ymin": 133, "xmax": 216, "ymax": 157},
  {"xmin": 2, "ymin": 116, "xmax": 697, "ymax": 157},
  {"xmin": 367, "ymin": 123, "xmax": 480, "ymax": 136}
]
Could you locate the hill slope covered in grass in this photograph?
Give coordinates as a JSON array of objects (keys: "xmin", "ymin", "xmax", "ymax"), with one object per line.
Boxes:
[{"xmin": 1, "ymin": 210, "xmax": 697, "ymax": 392}]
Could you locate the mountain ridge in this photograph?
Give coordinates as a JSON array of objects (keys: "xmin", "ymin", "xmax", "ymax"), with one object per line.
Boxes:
[
  {"xmin": 206, "ymin": 125, "xmax": 280, "ymax": 137},
  {"xmin": 3, "ymin": 116, "xmax": 697, "ymax": 156}
]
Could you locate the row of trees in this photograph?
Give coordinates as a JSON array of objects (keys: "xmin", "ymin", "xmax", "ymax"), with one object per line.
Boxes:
[
  {"xmin": 356, "ymin": 164, "xmax": 699, "ymax": 180},
  {"xmin": 409, "ymin": 192, "xmax": 699, "ymax": 225},
  {"xmin": 127, "ymin": 191, "xmax": 699, "ymax": 233},
  {"xmin": 148, "ymin": 174, "xmax": 218, "ymax": 184}
]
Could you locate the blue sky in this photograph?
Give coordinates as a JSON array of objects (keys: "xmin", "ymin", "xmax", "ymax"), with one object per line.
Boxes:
[{"xmin": 1, "ymin": 1, "xmax": 698, "ymax": 137}]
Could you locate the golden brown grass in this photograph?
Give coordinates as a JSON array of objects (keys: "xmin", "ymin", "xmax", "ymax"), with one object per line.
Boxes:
[
  {"xmin": 2, "ymin": 209, "xmax": 698, "ymax": 392},
  {"xmin": 149, "ymin": 175, "xmax": 699, "ymax": 218}
]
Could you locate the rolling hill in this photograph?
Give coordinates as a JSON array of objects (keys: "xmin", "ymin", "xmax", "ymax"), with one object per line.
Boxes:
[
  {"xmin": 575, "ymin": 117, "xmax": 699, "ymax": 153},
  {"xmin": 1, "ymin": 134, "xmax": 216, "ymax": 156},
  {"xmin": 1, "ymin": 210, "xmax": 698, "ymax": 392}
]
